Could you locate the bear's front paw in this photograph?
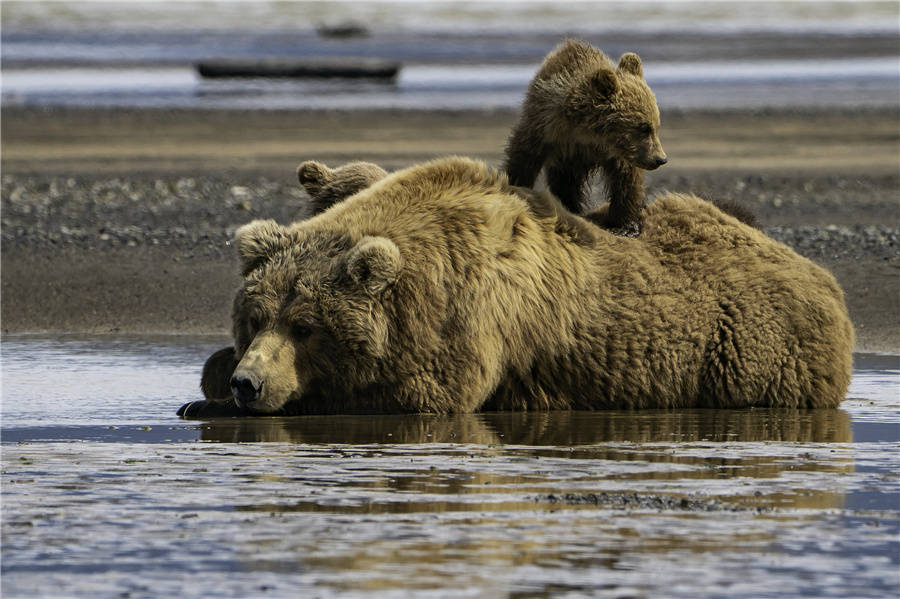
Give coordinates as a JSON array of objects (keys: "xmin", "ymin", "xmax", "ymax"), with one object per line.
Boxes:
[{"xmin": 177, "ymin": 399, "xmax": 246, "ymax": 419}]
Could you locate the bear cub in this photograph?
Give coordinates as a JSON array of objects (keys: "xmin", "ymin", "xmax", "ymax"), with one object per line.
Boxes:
[
  {"xmin": 297, "ymin": 160, "xmax": 388, "ymax": 214},
  {"xmin": 505, "ymin": 38, "xmax": 667, "ymax": 236}
]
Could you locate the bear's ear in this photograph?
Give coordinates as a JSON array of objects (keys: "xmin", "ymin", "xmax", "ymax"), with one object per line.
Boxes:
[
  {"xmin": 296, "ymin": 160, "xmax": 333, "ymax": 195},
  {"xmin": 346, "ymin": 236, "xmax": 402, "ymax": 295},
  {"xmin": 617, "ymin": 52, "xmax": 643, "ymax": 78},
  {"xmin": 234, "ymin": 219, "xmax": 294, "ymax": 276},
  {"xmin": 588, "ymin": 68, "xmax": 618, "ymax": 98}
]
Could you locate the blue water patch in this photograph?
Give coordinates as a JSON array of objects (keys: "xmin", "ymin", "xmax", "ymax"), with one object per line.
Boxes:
[{"xmin": 3, "ymin": 57, "xmax": 898, "ymax": 111}]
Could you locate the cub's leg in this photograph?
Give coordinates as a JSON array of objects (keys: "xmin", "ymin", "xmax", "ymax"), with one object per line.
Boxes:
[
  {"xmin": 545, "ymin": 154, "xmax": 596, "ymax": 214},
  {"xmin": 599, "ymin": 157, "xmax": 646, "ymax": 236},
  {"xmin": 504, "ymin": 124, "xmax": 549, "ymax": 189}
]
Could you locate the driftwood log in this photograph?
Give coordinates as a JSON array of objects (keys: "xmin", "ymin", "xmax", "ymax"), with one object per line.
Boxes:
[{"xmin": 196, "ymin": 58, "xmax": 400, "ymax": 80}]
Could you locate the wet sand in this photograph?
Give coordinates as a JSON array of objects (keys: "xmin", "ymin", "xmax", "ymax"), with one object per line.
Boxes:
[{"xmin": 2, "ymin": 106, "xmax": 898, "ymax": 352}]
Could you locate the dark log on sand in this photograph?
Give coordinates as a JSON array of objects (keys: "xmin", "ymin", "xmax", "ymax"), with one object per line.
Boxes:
[
  {"xmin": 196, "ymin": 58, "xmax": 400, "ymax": 80},
  {"xmin": 315, "ymin": 22, "xmax": 370, "ymax": 38}
]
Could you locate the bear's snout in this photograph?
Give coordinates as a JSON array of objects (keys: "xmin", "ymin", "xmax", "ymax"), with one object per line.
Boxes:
[
  {"xmin": 230, "ymin": 372, "xmax": 263, "ymax": 406},
  {"xmin": 637, "ymin": 152, "xmax": 667, "ymax": 171}
]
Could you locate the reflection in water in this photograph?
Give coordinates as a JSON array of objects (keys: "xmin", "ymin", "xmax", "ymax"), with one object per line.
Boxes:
[
  {"xmin": 201, "ymin": 409, "xmax": 853, "ymax": 516},
  {"xmin": 1, "ymin": 337, "xmax": 896, "ymax": 599},
  {"xmin": 196, "ymin": 409, "xmax": 852, "ymax": 445}
]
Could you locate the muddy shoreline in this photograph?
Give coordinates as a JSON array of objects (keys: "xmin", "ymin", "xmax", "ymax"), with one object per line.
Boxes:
[{"xmin": 2, "ymin": 106, "xmax": 898, "ymax": 352}]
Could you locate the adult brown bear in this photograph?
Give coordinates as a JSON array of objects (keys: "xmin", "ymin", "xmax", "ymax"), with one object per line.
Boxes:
[{"xmin": 179, "ymin": 157, "xmax": 852, "ymax": 417}]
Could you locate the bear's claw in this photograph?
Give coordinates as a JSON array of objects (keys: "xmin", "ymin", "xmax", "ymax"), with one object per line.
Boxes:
[{"xmin": 177, "ymin": 399, "xmax": 246, "ymax": 419}]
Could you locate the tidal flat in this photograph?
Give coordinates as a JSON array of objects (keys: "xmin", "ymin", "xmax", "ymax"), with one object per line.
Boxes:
[{"xmin": 2, "ymin": 336, "xmax": 898, "ymax": 598}]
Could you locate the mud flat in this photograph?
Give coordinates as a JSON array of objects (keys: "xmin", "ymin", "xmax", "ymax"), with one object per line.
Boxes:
[{"xmin": 2, "ymin": 106, "xmax": 898, "ymax": 352}]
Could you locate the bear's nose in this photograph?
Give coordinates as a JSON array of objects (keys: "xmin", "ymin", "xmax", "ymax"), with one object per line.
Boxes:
[
  {"xmin": 230, "ymin": 373, "xmax": 262, "ymax": 405},
  {"xmin": 656, "ymin": 156, "xmax": 668, "ymax": 167}
]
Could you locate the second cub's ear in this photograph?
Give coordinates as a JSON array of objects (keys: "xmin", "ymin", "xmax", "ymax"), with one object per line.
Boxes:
[
  {"xmin": 346, "ymin": 236, "xmax": 402, "ymax": 295},
  {"xmin": 589, "ymin": 69, "xmax": 618, "ymax": 98},
  {"xmin": 617, "ymin": 52, "xmax": 643, "ymax": 78},
  {"xmin": 296, "ymin": 161, "xmax": 332, "ymax": 193},
  {"xmin": 234, "ymin": 219, "xmax": 294, "ymax": 276}
]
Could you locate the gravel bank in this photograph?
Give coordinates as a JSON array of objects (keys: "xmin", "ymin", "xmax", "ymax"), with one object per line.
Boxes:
[{"xmin": 3, "ymin": 172, "xmax": 898, "ymax": 262}]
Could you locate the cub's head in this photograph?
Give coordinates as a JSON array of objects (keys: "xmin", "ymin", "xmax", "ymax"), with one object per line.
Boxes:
[
  {"xmin": 217, "ymin": 219, "xmax": 403, "ymax": 413},
  {"xmin": 569, "ymin": 52, "xmax": 667, "ymax": 171},
  {"xmin": 296, "ymin": 160, "xmax": 388, "ymax": 215}
]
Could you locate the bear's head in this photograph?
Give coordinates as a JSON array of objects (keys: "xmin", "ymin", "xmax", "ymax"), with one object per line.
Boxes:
[
  {"xmin": 196, "ymin": 157, "xmax": 544, "ymax": 417},
  {"xmin": 569, "ymin": 52, "xmax": 667, "ymax": 171},
  {"xmin": 296, "ymin": 160, "xmax": 388, "ymax": 215},
  {"xmin": 214, "ymin": 219, "xmax": 403, "ymax": 413}
]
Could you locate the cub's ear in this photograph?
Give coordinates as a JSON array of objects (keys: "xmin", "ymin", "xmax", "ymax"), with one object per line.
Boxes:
[
  {"xmin": 589, "ymin": 68, "xmax": 618, "ymax": 98},
  {"xmin": 346, "ymin": 236, "xmax": 402, "ymax": 295},
  {"xmin": 617, "ymin": 52, "xmax": 643, "ymax": 78},
  {"xmin": 234, "ymin": 219, "xmax": 293, "ymax": 276},
  {"xmin": 296, "ymin": 160, "xmax": 333, "ymax": 195}
]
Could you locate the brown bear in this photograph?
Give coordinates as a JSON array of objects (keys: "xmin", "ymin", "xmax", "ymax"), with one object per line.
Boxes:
[
  {"xmin": 179, "ymin": 157, "xmax": 852, "ymax": 418},
  {"xmin": 297, "ymin": 160, "xmax": 388, "ymax": 214},
  {"xmin": 505, "ymin": 38, "xmax": 667, "ymax": 236}
]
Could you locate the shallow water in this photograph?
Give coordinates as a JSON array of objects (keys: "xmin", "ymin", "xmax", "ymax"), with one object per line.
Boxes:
[
  {"xmin": 2, "ymin": 336, "xmax": 898, "ymax": 598},
  {"xmin": 3, "ymin": 57, "xmax": 898, "ymax": 111}
]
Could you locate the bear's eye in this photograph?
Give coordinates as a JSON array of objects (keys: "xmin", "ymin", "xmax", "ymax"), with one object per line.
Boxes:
[
  {"xmin": 291, "ymin": 324, "xmax": 312, "ymax": 339},
  {"xmin": 638, "ymin": 123, "xmax": 653, "ymax": 135}
]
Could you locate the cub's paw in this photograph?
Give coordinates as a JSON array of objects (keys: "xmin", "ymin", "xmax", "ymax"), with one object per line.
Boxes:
[
  {"xmin": 588, "ymin": 220, "xmax": 642, "ymax": 238},
  {"xmin": 608, "ymin": 221, "xmax": 642, "ymax": 238},
  {"xmin": 584, "ymin": 207, "xmax": 642, "ymax": 237}
]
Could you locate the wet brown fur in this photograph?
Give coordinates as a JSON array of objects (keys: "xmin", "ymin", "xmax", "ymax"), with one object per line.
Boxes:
[
  {"xmin": 505, "ymin": 39, "xmax": 667, "ymax": 235},
  {"xmin": 185, "ymin": 157, "xmax": 852, "ymax": 416}
]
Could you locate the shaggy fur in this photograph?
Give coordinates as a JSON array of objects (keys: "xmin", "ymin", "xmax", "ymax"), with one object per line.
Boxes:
[
  {"xmin": 293, "ymin": 158, "xmax": 757, "ymax": 232},
  {"xmin": 181, "ymin": 157, "xmax": 852, "ymax": 417},
  {"xmin": 297, "ymin": 160, "xmax": 388, "ymax": 214},
  {"xmin": 505, "ymin": 39, "xmax": 667, "ymax": 236},
  {"xmin": 293, "ymin": 158, "xmax": 755, "ymax": 238}
]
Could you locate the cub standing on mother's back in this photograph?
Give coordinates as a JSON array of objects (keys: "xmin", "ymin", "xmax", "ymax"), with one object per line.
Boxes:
[{"xmin": 505, "ymin": 38, "xmax": 667, "ymax": 236}]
